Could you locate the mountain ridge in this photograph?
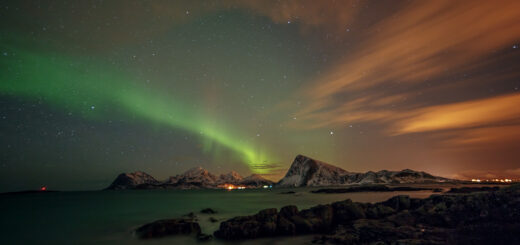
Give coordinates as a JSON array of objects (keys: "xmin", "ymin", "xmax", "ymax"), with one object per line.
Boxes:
[
  {"xmin": 276, "ymin": 155, "xmax": 453, "ymax": 187},
  {"xmin": 106, "ymin": 154, "xmax": 454, "ymax": 190},
  {"xmin": 105, "ymin": 167, "xmax": 273, "ymax": 190}
]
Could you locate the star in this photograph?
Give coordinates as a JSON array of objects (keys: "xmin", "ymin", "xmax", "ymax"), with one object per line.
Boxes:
[
  {"xmin": 90, "ymin": 105, "xmax": 95, "ymax": 110},
  {"xmin": 330, "ymin": 131, "xmax": 334, "ymax": 135}
]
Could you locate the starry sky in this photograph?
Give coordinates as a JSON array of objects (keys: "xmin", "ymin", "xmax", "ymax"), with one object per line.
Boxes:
[{"xmin": 1, "ymin": 0, "xmax": 520, "ymax": 191}]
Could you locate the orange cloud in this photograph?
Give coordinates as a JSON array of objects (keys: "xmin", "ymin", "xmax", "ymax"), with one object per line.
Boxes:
[
  {"xmin": 280, "ymin": 0, "xmax": 520, "ymax": 149},
  {"xmin": 392, "ymin": 93, "xmax": 520, "ymax": 135}
]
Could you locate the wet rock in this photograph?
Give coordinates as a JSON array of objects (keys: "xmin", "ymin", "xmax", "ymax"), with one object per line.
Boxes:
[
  {"xmin": 136, "ymin": 219, "xmax": 201, "ymax": 239},
  {"xmin": 382, "ymin": 195, "xmax": 411, "ymax": 211},
  {"xmin": 331, "ymin": 199, "xmax": 366, "ymax": 223},
  {"xmin": 214, "ymin": 186, "xmax": 520, "ymax": 244},
  {"xmin": 365, "ymin": 203, "xmax": 395, "ymax": 219},
  {"xmin": 182, "ymin": 212, "xmax": 197, "ymax": 219},
  {"xmin": 277, "ymin": 216, "xmax": 296, "ymax": 235},
  {"xmin": 279, "ymin": 205, "xmax": 299, "ymax": 218},
  {"xmin": 200, "ymin": 208, "xmax": 217, "ymax": 214},
  {"xmin": 196, "ymin": 233, "xmax": 213, "ymax": 241},
  {"xmin": 279, "ymin": 191, "xmax": 296, "ymax": 194}
]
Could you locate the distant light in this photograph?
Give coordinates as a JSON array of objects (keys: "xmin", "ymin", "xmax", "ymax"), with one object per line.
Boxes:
[
  {"xmin": 263, "ymin": 185, "xmax": 268, "ymax": 189},
  {"xmin": 513, "ymin": 44, "xmax": 519, "ymax": 49},
  {"xmin": 40, "ymin": 186, "xmax": 47, "ymax": 191},
  {"xmin": 269, "ymin": 185, "xmax": 273, "ymax": 188}
]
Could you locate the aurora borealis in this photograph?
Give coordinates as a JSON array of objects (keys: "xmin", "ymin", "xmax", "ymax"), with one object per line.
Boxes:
[{"xmin": 1, "ymin": 0, "xmax": 520, "ymax": 191}]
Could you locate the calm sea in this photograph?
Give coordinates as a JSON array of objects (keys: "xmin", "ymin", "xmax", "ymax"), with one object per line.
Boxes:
[{"xmin": 0, "ymin": 188, "xmax": 437, "ymax": 244}]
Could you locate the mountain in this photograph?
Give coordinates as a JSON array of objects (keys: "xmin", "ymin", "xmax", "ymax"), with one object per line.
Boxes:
[
  {"xmin": 106, "ymin": 168, "xmax": 273, "ymax": 190},
  {"xmin": 106, "ymin": 171, "xmax": 160, "ymax": 190},
  {"xmin": 167, "ymin": 167, "xmax": 219, "ymax": 188},
  {"xmin": 240, "ymin": 174, "xmax": 274, "ymax": 186},
  {"xmin": 277, "ymin": 155, "xmax": 351, "ymax": 187},
  {"xmin": 217, "ymin": 171, "xmax": 243, "ymax": 185},
  {"xmin": 277, "ymin": 155, "xmax": 451, "ymax": 187}
]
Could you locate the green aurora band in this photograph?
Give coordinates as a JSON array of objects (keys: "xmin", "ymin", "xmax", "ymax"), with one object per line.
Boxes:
[{"xmin": 0, "ymin": 43, "xmax": 273, "ymax": 173}]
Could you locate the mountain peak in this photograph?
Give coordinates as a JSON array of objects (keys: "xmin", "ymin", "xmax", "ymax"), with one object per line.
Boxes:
[
  {"xmin": 277, "ymin": 155, "xmax": 349, "ymax": 187},
  {"xmin": 106, "ymin": 171, "xmax": 159, "ymax": 190},
  {"xmin": 277, "ymin": 155, "xmax": 452, "ymax": 187}
]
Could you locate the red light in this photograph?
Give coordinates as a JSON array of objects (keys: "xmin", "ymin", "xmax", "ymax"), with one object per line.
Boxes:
[{"xmin": 40, "ymin": 186, "xmax": 47, "ymax": 191}]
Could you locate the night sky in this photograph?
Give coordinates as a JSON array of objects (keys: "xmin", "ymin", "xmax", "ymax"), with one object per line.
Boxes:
[{"xmin": 1, "ymin": 0, "xmax": 520, "ymax": 192}]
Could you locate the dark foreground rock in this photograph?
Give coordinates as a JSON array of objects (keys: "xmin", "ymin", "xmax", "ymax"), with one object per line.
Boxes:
[
  {"xmin": 214, "ymin": 184, "xmax": 520, "ymax": 244},
  {"xmin": 201, "ymin": 208, "xmax": 217, "ymax": 214},
  {"xmin": 312, "ymin": 185, "xmax": 434, "ymax": 193},
  {"xmin": 136, "ymin": 218, "xmax": 201, "ymax": 239}
]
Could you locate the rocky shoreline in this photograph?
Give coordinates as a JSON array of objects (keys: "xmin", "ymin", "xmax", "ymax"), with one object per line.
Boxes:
[
  {"xmin": 213, "ymin": 184, "xmax": 520, "ymax": 244},
  {"xmin": 135, "ymin": 184, "xmax": 519, "ymax": 244}
]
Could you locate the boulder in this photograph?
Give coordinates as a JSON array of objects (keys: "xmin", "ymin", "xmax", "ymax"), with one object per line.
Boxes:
[
  {"xmin": 331, "ymin": 199, "xmax": 366, "ymax": 223},
  {"xmin": 136, "ymin": 219, "xmax": 201, "ymax": 239},
  {"xmin": 200, "ymin": 208, "xmax": 217, "ymax": 214}
]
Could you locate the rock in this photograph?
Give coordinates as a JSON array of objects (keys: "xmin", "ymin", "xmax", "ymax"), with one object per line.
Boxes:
[
  {"xmin": 277, "ymin": 216, "xmax": 296, "ymax": 235},
  {"xmin": 209, "ymin": 217, "xmax": 218, "ymax": 223},
  {"xmin": 382, "ymin": 195, "xmax": 411, "ymax": 211},
  {"xmin": 136, "ymin": 219, "xmax": 201, "ymax": 239},
  {"xmin": 331, "ymin": 199, "xmax": 366, "ymax": 223},
  {"xmin": 365, "ymin": 203, "xmax": 396, "ymax": 219},
  {"xmin": 214, "ymin": 187, "xmax": 520, "ymax": 243},
  {"xmin": 182, "ymin": 212, "xmax": 197, "ymax": 219},
  {"xmin": 200, "ymin": 208, "xmax": 216, "ymax": 214},
  {"xmin": 279, "ymin": 191, "xmax": 296, "ymax": 194},
  {"xmin": 196, "ymin": 233, "xmax": 213, "ymax": 241},
  {"xmin": 279, "ymin": 205, "xmax": 299, "ymax": 218}
]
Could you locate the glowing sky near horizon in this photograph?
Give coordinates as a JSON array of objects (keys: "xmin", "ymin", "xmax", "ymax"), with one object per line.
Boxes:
[{"xmin": 1, "ymin": 0, "xmax": 520, "ymax": 191}]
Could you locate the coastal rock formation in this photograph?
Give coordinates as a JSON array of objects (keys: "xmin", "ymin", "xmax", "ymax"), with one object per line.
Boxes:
[
  {"xmin": 277, "ymin": 155, "xmax": 451, "ymax": 187},
  {"xmin": 106, "ymin": 171, "xmax": 160, "ymax": 190},
  {"xmin": 214, "ymin": 185, "xmax": 520, "ymax": 244},
  {"xmin": 136, "ymin": 218, "xmax": 201, "ymax": 239}
]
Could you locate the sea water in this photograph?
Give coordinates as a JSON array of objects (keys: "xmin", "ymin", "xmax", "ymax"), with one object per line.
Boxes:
[{"xmin": 0, "ymin": 188, "xmax": 437, "ymax": 244}]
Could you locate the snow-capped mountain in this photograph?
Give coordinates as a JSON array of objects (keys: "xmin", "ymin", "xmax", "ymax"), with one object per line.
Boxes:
[
  {"xmin": 106, "ymin": 168, "xmax": 273, "ymax": 190},
  {"xmin": 217, "ymin": 171, "xmax": 244, "ymax": 185},
  {"xmin": 277, "ymin": 155, "xmax": 451, "ymax": 187},
  {"xmin": 240, "ymin": 174, "xmax": 273, "ymax": 186},
  {"xmin": 277, "ymin": 155, "xmax": 351, "ymax": 187},
  {"xmin": 106, "ymin": 171, "xmax": 160, "ymax": 190}
]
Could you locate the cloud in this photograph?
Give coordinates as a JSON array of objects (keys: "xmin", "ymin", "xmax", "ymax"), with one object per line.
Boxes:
[
  {"xmin": 391, "ymin": 93, "xmax": 520, "ymax": 135},
  {"xmin": 280, "ymin": 0, "xmax": 520, "ymax": 147}
]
